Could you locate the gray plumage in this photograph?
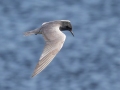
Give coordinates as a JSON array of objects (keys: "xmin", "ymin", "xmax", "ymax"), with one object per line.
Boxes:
[{"xmin": 24, "ymin": 20, "xmax": 74, "ymax": 77}]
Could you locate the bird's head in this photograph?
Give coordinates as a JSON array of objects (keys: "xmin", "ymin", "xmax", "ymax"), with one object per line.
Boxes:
[{"xmin": 60, "ymin": 20, "xmax": 74, "ymax": 36}]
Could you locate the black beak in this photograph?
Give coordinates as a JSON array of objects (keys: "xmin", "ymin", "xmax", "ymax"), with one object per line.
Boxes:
[{"xmin": 70, "ymin": 30, "xmax": 74, "ymax": 37}]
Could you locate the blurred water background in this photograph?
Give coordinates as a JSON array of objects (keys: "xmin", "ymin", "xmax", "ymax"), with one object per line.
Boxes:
[{"xmin": 0, "ymin": 0, "xmax": 120, "ymax": 90}]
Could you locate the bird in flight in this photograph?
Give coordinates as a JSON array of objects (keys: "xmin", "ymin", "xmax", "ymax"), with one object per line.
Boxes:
[{"xmin": 24, "ymin": 20, "xmax": 74, "ymax": 77}]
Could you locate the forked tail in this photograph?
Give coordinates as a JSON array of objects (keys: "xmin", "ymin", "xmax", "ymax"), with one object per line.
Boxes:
[
  {"xmin": 24, "ymin": 31, "xmax": 35, "ymax": 36},
  {"xmin": 24, "ymin": 28, "xmax": 41, "ymax": 36}
]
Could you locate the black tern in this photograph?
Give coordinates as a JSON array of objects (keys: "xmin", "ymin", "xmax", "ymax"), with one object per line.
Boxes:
[{"xmin": 24, "ymin": 20, "xmax": 74, "ymax": 77}]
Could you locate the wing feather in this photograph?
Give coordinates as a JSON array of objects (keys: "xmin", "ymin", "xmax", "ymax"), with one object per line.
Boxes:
[{"xmin": 32, "ymin": 40, "xmax": 65, "ymax": 77}]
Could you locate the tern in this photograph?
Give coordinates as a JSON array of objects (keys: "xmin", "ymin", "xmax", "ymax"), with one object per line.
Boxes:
[{"xmin": 24, "ymin": 20, "xmax": 74, "ymax": 77}]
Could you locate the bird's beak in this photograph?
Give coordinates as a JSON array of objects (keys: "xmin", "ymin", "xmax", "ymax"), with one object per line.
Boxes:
[{"xmin": 70, "ymin": 31, "xmax": 74, "ymax": 37}]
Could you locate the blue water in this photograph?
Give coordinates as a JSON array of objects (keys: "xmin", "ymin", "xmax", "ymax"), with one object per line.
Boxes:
[{"xmin": 0, "ymin": 0, "xmax": 120, "ymax": 90}]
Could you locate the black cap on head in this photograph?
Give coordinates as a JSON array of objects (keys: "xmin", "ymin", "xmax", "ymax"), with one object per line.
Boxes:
[{"xmin": 60, "ymin": 20, "xmax": 74, "ymax": 36}]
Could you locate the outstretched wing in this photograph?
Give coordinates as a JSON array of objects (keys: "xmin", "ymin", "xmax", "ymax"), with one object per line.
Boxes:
[{"xmin": 32, "ymin": 37, "xmax": 66, "ymax": 77}]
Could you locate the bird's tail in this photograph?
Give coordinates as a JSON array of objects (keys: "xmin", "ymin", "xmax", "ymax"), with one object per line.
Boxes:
[
  {"xmin": 24, "ymin": 28, "xmax": 41, "ymax": 36},
  {"xmin": 24, "ymin": 31, "xmax": 35, "ymax": 36}
]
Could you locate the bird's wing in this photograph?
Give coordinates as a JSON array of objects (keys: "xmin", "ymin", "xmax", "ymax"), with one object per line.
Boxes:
[{"xmin": 32, "ymin": 36, "xmax": 66, "ymax": 77}]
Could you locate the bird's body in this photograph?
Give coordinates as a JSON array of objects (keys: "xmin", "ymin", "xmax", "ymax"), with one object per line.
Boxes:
[{"xmin": 24, "ymin": 20, "xmax": 74, "ymax": 77}]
